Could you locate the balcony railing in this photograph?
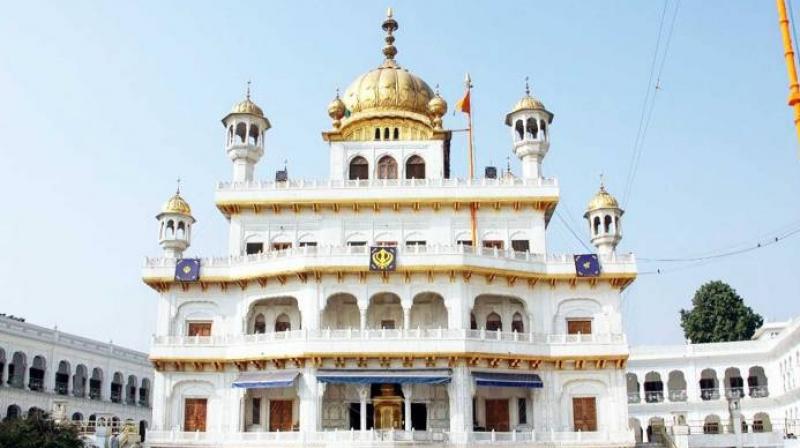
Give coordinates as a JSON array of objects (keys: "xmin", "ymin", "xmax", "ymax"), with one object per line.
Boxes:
[
  {"xmin": 700, "ymin": 388, "xmax": 720, "ymax": 400},
  {"xmin": 216, "ymin": 176, "xmax": 559, "ymax": 191},
  {"xmin": 668, "ymin": 389, "xmax": 687, "ymax": 402},
  {"xmin": 749, "ymin": 385, "xmax": 769, "ymax": 398},
  {"xmin": 144, "ymin": 244, "xmax": 636, "ymax": 275},
  {"xmin": 147, "ymin": 428, "xmax": 632, "ymax": 446},
  {"xmin": 152, "ymin": 328, "xmax": 626, "ymax": 347}
]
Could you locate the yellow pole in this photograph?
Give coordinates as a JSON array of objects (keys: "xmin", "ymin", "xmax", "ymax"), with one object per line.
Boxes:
[
  {"xmin": 776, "ymin": 0, "xmax": 800, "ymax": 154},
  {"xmin": 464, "ymin": 73, "xmax": 478, "ymax": 247}
]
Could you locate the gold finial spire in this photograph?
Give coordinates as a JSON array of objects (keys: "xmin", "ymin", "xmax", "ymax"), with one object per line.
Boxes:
[
  {"xmin": 599, "ymin": 172, "xmax": 605, "ymax": 190},
  {"xmin": 176, "ymin": 177, "xmax": 181, "ymax": 195},
  {"xmin": 524, "ymin": 76, "xmax": 530, "ymax": 96},
  {"xmin": 246, "ymin": 80, "xmax": 252, "ymax": 101},
  {"xmin": 382, "ymin": 8, "xmax": 399, "ymax": 63}
]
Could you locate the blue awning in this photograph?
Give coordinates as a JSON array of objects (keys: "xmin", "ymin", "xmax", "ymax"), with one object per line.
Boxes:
[
  {"xmin": 317, "ymin": 369, "xmax": 451, "ymax": 385},
  {"xmin": 472, "ymin": 372, "xmax": 543, "ymax": 388},
  {"xmin": 232, "ymin": 371, "xmax": 299, "ymax": 389}
]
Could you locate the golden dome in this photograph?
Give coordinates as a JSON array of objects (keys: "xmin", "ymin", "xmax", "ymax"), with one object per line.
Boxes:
[
  {"xmin": 341, "ymin": 61, "xmax": 434, "ymax": 121},
  {"xmin": 337, "ymin": 9, "xmax": 435, "ymax": 131},
  {"xmin": 161, "ymin": 193, "xmax": 192, "ymax": 216},
  {"xmin": 586, "ymin": 185, "xmax": 620, "ymax": 212}
]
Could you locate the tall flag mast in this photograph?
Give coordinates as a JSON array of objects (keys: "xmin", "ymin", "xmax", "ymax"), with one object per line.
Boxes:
[
  {"xmin": 776, "ymin": 0, "xmax": 800, "ymax": 156},
  {"xmin": 456, "ymin": 73, "xmax": 478, "ymax": 246}
]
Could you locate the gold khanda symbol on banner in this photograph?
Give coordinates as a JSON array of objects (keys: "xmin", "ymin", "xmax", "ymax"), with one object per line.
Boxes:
[
  {"xmin": 372, "ymin": 248, "xmax": 395, "ymax": 270},
  {"xmin": 182, "ymin": 265, "xmax": 193, "ymax": 274}
]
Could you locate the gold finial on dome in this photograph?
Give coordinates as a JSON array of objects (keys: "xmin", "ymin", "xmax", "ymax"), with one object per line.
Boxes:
[{"xmin": 381, "ymin": 7, "xmax": 399, "ymax": 65}]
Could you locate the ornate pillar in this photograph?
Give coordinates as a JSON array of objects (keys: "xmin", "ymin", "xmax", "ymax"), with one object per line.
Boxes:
[
  {"xmin": 357, "ymin": 385, "xmax": 369, "ymax": 431},
  {"xmin": 402, "ymin": 301, "xmax": 412, "ymax": 330},
  {"xmin": 359, "ymin": 306, "xmax": 368, "ymax": 330},
  {"xmin": 402, "ymin": 383, "xmax": 413, "ymax": 431}
]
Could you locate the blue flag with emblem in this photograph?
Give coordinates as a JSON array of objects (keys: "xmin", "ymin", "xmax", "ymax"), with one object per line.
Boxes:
[
  {"xmin": 175, "ymin": 258, "xmax": 201, "ymax": 282},
  {"xmin": 574, "ymin": 254, "xmax": 600, "ymax": 277}
]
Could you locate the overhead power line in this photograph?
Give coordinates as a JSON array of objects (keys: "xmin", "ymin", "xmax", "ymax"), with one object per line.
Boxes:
[{"xmin": 622, "ymin": 0, "xmax": 682, "ymax": 208}]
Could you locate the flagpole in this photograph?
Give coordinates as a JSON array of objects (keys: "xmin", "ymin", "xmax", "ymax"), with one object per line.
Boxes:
[{"xmin": 464, "ymin": 73, "xmax": 478, "ymax": 247}]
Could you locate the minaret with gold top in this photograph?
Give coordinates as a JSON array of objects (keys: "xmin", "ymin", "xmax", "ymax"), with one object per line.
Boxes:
[
  {"xmin": 506, "ymin": 78, "xmax": 553, "ymax": 179},
  {"xmin": 222, "ymin": 82, "xmax": 271, "ymax": 182},
  {"xmin": 156, "ymin": 185, "xmax": 194, "ymax": 258}
]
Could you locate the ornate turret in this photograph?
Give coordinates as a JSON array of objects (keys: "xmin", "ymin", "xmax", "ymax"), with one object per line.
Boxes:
[
  {"xmin": 584, "ymin": 178, "xmax": 623, "ymax": 255},
  {"xmin": 506, "ymin": 78, "xmax": 554, "ymax": 179},
  {"xmin": 222, "ymin": 82, "xmax": 271, "ymax": 182},
  {"xmin": 156, "ymin": 183, "xmax": 195, "ymax": 258}
]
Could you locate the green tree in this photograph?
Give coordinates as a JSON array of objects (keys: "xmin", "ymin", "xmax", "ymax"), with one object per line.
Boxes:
[
  {"xmin": 680, "ymin": 280, "xmax": 763, "ymax": 343},
  {"xmin": 0, "ymin": 413, "xmax": 84, "ymax": 448}
]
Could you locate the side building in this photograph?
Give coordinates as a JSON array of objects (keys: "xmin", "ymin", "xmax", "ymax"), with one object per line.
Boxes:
[
  {"xmin": 0, "ymin": 315, "xmax": 153, "ymax": 434},
  {"xmin": 627, "ymin": 318, "xmax": 800, "ymax": 447}
]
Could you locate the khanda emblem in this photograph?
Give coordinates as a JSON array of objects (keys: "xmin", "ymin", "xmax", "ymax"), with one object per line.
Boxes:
[{"xmin": 370, "ymin": 246, "xmax": 397, "ymax": 271}]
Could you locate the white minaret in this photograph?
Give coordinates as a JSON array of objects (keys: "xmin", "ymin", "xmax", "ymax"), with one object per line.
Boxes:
[
  {"xmin": 156, "ymin": 185, "xmax": 195, "ymax": 258},
  {"xmin": 584, "ymin": 178, "xmax": 623, "ymax": 255},
  {"xmin": 505, "ymin": 78, "xmax": 553, "ymax": 179},
  {"xmin": 221, "ymin": 82, "xmax": 271, "ymax": 182}
]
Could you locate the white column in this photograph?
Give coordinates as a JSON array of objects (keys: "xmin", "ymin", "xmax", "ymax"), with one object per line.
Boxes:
[
  {"xmin": 298, "ymin": 368, "xmax": 320, "ymax": 432},
  {"xmin": 359, "ymin": 307, "xmax": 368, "ymax": 330},
  {"xmin": 403, "ymin": 305, "xmax": 411, "ymax": 330},
  {"xmin": 402, "ymin": 384, "xmax": 413, "ymax": 431},
  {"xmin": 357, "ymin": 385, "xmax": 369, "ymax": 431},
  {"xmin": 448, "ymin": 366, "xmax": 474, "ymax": 434}
]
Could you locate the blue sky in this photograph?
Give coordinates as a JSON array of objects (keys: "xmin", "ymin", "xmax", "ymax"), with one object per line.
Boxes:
[{"xmin": 0, "ymin": 1, "xmax": 798, "ymax": 352}]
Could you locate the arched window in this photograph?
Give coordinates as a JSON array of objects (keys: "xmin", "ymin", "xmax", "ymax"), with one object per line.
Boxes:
[
  {"xmin": 604, "ymin": 215, "xmax": 613, "ymax": 233},
  {"xmin": 540, "ymin": 120, "xmax": 547, "ymax": 138},
  {"xmin": 29, "ymin": 356, "xmax": 46, "ymax": 391},
  {"xmin": 72, "ymin": 412, "xmax": 83, "ymax": 422},
  {"xmin": 593, "ymin": 216, "xmax": 601, "ymax": 235},
  {"xmin": 511, "ymin": 312, "xmax": 524, "ymax": 333},
  {"xmin": 6, "ymin": 405, "xmax": 20, "ymax": 420},
  {"xmin": 235, "ymin": 122, "xmax": 247, "ymax": 144},
  {"xmin": 393, "ymin": 128, "xmax": 399, "ymax": 140},
  {"xmin": 73, "ymin": 364, "xmax": 88, "ymax": 398},
  {"xmin": 377, "ymin": 155, "xmax": 398, "ymax": 179},
  {"xmin": 275, "ymin": 313, "xmax": 291, "ymax": 332},
  {"xmin": 525, "ymin": 117, "xmax": 539, "ymax": 139},
  {"xmin": 349, "ymin": 156, "xmax": 369, "ymax": 180},
  {"xmin": 126, "ymin": 375, "xmax": 138, "ymax": 405},
  {"xmin": 486, "ymin": 312, "xmax": 502, "ymax": 332},
  {"xmin": 228, "ymin": 125, "xmax": 234, "ymax": 145},
  {"xmin": 514, "ymin": 120, "xmax": 524, "ymax": 141},
  {"xmin": 111, "ymin": 372, "xmax": 124, "ymax": 403},
  {"xmin": 383, "ymin": 128, "xmax": 390, "ymax": 140},
  {"xmin": 55, "ymin": 361, "xmax": 70, "ymax": 395},
  {"xmin": 374, "ymin": 128, "xmax": 381, "ymax": 140},
  {"xmin": 139, "ymin": 379, "xmax": 150, "ymax": 406},
  {"xmin": 254, "ymin": 314, "xmax": 266, "ymax": 334},
  {"xmin": 470, "ymin": 313, "xmax": 477, "ymax": 330},
  {"xmin": 90, "ymin": 368, "xmax": 103, "ymax": 400},
  {"xmin": 248, "ymin": 124, "xmax": 260, "ymax": 145},
  {"xmin": 405, "ymin": 155, "xmax": 426, "ymax": 179}
]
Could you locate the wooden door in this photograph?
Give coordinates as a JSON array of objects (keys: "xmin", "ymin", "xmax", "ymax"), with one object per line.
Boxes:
[
  {"xmin": 269, "ymin": 400, "xmax": 293, "ymax": 431},
  {"xmin": 485, "ymin": 399, "xmax": 510, "ymax": 431},
  {"xmin": 184, "ymin": 398, "xmax": 207, "ymax": 432},
  {"xmin": 567, "ymin": 320, "xmax": 592, "ymax": 335},
  {"xmin": 187, "ymin": 322, "xmax": 212, "ymax": 337},
  {"xmin": 572, "ymin": 397, "xmax": 597, "ymax": 431}
]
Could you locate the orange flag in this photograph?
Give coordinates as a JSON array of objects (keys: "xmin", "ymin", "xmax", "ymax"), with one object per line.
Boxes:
[{"xmin": 456, "ymin": 90, "xmax": 471, "ymax": 114}]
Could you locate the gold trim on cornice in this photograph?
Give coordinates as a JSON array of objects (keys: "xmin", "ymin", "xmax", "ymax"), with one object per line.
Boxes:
[
  {"xmin": 150, "ymin": 352, "xmax": 629, "ymax": 372},
  {"xmin": 142, "ymin": 264, "xmax": 636, "ymax": 293}
]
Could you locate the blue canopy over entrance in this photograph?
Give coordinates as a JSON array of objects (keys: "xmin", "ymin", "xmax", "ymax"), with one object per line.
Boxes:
[
  {"xmin": 316, "ymin": 369, "xmax": 451, "ymax": 385},
  {"xmin": 232, "ymin": 371, "xmax": 299, "ymax": 389},
  {"xmin": 472, "ymin": 372, "xmax": 543, "ymax": 388}
]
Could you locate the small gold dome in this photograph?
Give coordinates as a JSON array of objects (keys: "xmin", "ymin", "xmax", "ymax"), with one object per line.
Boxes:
[
  {"xmin": 427, "ymin": 92, "xmax": 448, "ymax": 117},
  {"xmin": 161, "ymin": 193, "xmax": 192, "ymax": 216},
  {"xmin": 328, "ymin": 94, "xmax": 346, "ymax": 120},
  {"xmin": 230, "ymin": 97, "xmax": 264, "ymax": 117},
  {"xmin": 586, "ymin": 185, "xmax": 620, "ymax": 212},
  {"xmin": 504, "ymin": 79, "xmax": 553, "ymax": 126}
]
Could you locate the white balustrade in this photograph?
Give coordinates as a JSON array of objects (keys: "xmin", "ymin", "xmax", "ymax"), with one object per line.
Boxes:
[{"xmin": 216, "ymin": 177, "xmax": 559, "ymax": 191}]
